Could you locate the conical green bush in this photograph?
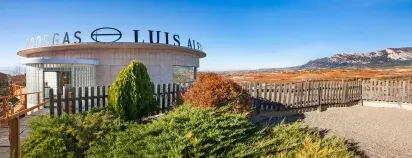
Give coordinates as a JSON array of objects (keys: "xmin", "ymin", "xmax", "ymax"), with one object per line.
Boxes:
[{"xmin": 108, "ymin": 60, "xmax": 158, "ymax": 122}]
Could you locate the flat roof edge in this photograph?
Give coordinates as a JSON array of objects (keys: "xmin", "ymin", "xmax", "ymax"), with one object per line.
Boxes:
[{"xmin": 17, "ymin": 42, "xmax": 206, "ymax": 58}]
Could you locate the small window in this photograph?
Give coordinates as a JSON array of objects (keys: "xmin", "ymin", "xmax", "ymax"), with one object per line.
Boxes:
[{"xmin": 173, "ymin": 66, "xmax": 195, "ymax": 83}]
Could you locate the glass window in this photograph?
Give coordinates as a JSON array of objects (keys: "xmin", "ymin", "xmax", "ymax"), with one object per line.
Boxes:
[{"xmin": 173, "ymin": 66, "xmax": 195, "ymax": 83}]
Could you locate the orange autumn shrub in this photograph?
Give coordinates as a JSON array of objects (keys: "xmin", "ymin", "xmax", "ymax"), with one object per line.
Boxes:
[{"xmin": 182, "ymin": 73, "xmax": 252, "ymax": 115}]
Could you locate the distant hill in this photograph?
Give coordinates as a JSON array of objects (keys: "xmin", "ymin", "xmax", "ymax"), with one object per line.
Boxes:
[
  {"xmin": 0, "ymin": 72, "xmax": 7, "ymax": 81},
  {"xmin": 299, "ymin": 47, "xmax": 412, "ymax": 69}
]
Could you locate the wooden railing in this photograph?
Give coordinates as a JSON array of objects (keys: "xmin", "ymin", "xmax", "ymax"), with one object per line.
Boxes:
[
  {"xmin": 48, "ymin": 83, "xmax": 192, "ymax": 116},
  {"xmin": 362, "ymin": 79, "xmax": 412, "ymax": 103},
  {"xmin": 11, "ymin": 83, "xmax": 25, "ymax": 96},
  {"xmin": 2, "ymin": 92, "xmax": 47, "ymax": 158},
  {"xmin": 239, "ymin": 80, "xmax": 363, "ymax": 113},
  {"xmin": 1, "ymin": 92, "xmax": 42, "ymax": 127}
]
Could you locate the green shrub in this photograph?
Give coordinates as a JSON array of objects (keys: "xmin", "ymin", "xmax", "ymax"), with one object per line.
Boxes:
[
  {"xmin": 22, "ymin": 108, "xmax": 126, "ymax": 157},
  {"xmin": 88, "ymin": 104, "xmax": 354, "ymax": 157},
  {"xmin": 108, "ymin": 60, "xmax": 158, "ymax": 122}
]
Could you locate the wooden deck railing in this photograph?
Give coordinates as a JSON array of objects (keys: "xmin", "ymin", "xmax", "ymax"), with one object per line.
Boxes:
[
  {"xmin": 11, "ymin": 83, "xmax": 25, "ymax": 96},
  {"xmin": 1, "ymin": 92, "xmax": 42, "ymax": 127},
  {"xmin": 1, "ymin": 92, "xmax": 46, "ymax": 158}
]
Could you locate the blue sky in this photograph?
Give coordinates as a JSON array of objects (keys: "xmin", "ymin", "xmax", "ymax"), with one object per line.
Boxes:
[{"xmin": 1, "ymin": 0, "xmax": 412, "ymax": 72}]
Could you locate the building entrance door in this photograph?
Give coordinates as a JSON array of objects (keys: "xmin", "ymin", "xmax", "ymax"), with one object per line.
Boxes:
[
  {"xmin": 57, "ymin": 71, "xmax": 71, "ymax": 95},
  {"xmin": 44, "ymin": 71, "xmax": 71, "ymax": 96}
]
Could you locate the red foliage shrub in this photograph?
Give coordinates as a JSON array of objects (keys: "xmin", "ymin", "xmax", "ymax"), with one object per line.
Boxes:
[{"xmin": 182, "ymin": 73, "xmax": 252, "ymax": 115}]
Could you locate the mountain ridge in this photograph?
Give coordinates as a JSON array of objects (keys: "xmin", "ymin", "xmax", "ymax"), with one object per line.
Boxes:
[{"xmin": 299, "ymin": 47, "xmax": 412, "ymax": 69}]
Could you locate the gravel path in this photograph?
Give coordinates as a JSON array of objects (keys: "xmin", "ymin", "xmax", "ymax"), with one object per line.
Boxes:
[{"xmin": 303, "ymin": 106, "xmax": 412, "ymax": 157}]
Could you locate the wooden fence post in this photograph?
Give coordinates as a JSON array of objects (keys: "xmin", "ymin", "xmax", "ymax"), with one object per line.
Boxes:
[
  {"xmin": 162, "ymin": 84, "xmax": 166, "ymax": 113},
  {"xmin": 71, "ymin": 88, "xmax": 76, "ymax": 114},
  {"xmin": 255, "ymin": 83, "xmax": 261, "ymax": 114},
  {"xmin": 102, "ymin": 86, "xmax": 106, "ymax": 107},
  {"xmin": 1, "ymin": 98, "xmax": 7, "ymax": 127},
  {"xmin": 57, "ymin": 90, "xmax": 62, "ymax": 117},
  {"xmin": 408, "ymin": 78, "xmax": 411, "ymax": 103},
  {"xmin": 343, "ymin": 80, "xmax": 347, "ymax": 104},
  {"xmin": 49, "ymin": 89, "xmax": 54, "ymax": 116},
  {"xmin": 91, "ymin": 87, "xmax": 95, "ymax": 109},
  {"xmin": 318, "ymin": 81, "xmax": 322, "ymax": 112},
  {"xmin": 399, "ymin": 82, "xmax": 403, "ymax": 109},
  {"xmin": 172, "ymin": 83, "xmax": 176, "ymax": 107},
  {"xmin": 64, "ymin": 87, "xmax": 69, "ymax": 114},
  {"xmin": 85, "ymin": 87, "xmax": 89, "ymax": 111},
  {"xmin": 78, "ymin": 87, "xmax": 82, "ymax": 112},
  {"xmin": 167, "ymin": 83, "xmax": 171, "ymax": 111},
  {"xmin": 37, "ymin": 92, "xmax": 40, "ymax": 110},
  {"xmin": 157, "ymin": 84, "xmax": 161, "ymax": 114},
  {"xmin": 97, "ymin": 86, "xmax": 101, "ymax": 107},
  {"xmin": 176, "ymin": 84, "xmax": 180, "ymax": 106},
  {"xmin": 262, "ymin": 83, "xmax": 267, "ymax": 110},
  {"xmin": 9, "ymin": 117, "xmax": 20, "ymax": 158},
  {"xmin": 361, "ymin": 80, "xmax": 364, "ymax": 106}
]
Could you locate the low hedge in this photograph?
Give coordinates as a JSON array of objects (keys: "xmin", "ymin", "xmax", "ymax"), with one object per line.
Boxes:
[
  {"xmin": 22, "ymin": 108, "xmax": 127, "ymax": 157},
  {"xmin": 88, "ymin": 104, "xmax": 355, "ymax": 157},
  {"xmin": 23, "ymin": 105, "xmax": 355, "ymax": 157}
]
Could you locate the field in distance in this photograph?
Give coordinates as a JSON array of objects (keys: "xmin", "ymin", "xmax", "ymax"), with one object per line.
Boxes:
[{"xmin": 215, "ymin": 68, "xmax": 412, "ymax": 83}]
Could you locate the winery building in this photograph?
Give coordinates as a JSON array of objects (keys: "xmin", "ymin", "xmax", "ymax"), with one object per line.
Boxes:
[{"xmin": 18, "ymin": 41, "xmax": 206, "ymax": 106}]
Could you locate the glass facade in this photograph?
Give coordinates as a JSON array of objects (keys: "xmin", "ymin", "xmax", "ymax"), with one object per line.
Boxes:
[{"xmin": 26, "ymin": 63, "xmax": 96, "ymax": 106}]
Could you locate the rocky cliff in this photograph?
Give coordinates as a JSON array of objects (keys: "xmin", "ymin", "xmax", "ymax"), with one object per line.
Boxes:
[{"xmin": 300, "ymin": 47, "xmax": 412, "ymax": 68}]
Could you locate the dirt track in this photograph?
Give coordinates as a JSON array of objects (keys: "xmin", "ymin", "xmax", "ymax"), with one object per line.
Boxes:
[{"xmin": 303, "ymin": 106, "xmax": 412, "ymax": 157}]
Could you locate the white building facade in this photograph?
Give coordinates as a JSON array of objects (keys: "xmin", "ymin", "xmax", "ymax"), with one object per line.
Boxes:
[{"xmin": 17, "ymin": 42, "xmax": 206, "ymax": 106}]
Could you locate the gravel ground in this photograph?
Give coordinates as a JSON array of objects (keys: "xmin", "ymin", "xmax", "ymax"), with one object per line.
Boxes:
[{"xmin": 302, "ymin": 106, "xmax": 412, "ymax": 157}]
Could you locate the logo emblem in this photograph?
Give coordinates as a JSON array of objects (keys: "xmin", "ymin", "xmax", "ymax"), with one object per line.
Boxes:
[{"xmin": 90, "ymin": 27, "xmax": 122, "ymax": 42}]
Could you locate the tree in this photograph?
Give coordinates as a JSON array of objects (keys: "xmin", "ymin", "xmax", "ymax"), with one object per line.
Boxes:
[{"xmin": 107, "ymin": 60, "xmax": 158, "ymax": 122}]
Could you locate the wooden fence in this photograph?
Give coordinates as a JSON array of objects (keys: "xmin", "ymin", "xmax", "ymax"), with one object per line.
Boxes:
[
  {"xmin": 1, "ymin": 92, "xmax": 41, "ymax": 127},
  {"xmin": 46, "ymin": 79, "xmax": 412, "ymax": 117},
  {"xmin": 2, "ymin": 92, "xmax": 47, "ymax": 158},
  {"xmin": 47, "ymin": 81, "xmax": 367, "ymax": 116},
  {"xmin": 48, "ymin": 83, "xmax": 192, "ymax": 116},
  {"xmin": 362, "ymin": 79, "xmax": 412, "ymax": 103},
  {"xmin": 240, "ymin": 80, "xmax": 363, "ymax": 113}
]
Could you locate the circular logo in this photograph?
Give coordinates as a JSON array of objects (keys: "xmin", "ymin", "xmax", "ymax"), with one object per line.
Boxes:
[{"xmin": 90, "ymin": 27, "xmax": 122, "ymax": 42}]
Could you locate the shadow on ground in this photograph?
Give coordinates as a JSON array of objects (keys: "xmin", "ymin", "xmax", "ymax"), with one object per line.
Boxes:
[
  {"xmin": 253, "ymin": 113, "xmax": 368, "ymax": 158},
  {"xmin": 255, "ymin": 113, "xmax": 306, "ymax": 126}
]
